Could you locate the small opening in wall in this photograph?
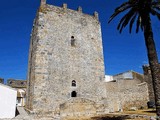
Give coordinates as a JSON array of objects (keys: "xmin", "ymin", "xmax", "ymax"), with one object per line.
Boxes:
[
  {"xmin": 9, "ymin": 81, "xmax": 12, "ymax": 84},
  {"xmin": 71, "ymin": 91, "xmax": 77, "ymax": 97},
  {"xmin": 71, "ymin": 36, "xmax": 75, "ymax": 46},
  {"xmin": 72, "ymin": 80, "xmax": 76, "ymax": 87},
  {"xmin": 71, "ymin": 36, "xmax": 74, "ymax": 39}
]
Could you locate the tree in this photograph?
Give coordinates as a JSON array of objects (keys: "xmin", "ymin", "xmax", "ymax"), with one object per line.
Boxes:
[{"xmin": 108, "ymin": 0, "xmax": 160, "ymax": 119}]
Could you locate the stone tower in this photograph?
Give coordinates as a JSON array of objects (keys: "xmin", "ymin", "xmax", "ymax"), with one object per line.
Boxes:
[{"xmin": 26, "ymin": 0, "xmax": 107, "ymax": 117}]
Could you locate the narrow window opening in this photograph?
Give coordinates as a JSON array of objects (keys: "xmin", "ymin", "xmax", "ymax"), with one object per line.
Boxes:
[
  {"xmin": 71, "ymin": 36, "xmax": 74, "ymax": 39},
  {"xmin": 72, "ymin": 80, "xmax": 76, "ymax": 87},
  {"xmin": 71, "ymin": 91, "xmax": 77, "ymax": 97},
  {"xmin": 71, "ymin": 36, "xmax": 75, "ymax": 46}
]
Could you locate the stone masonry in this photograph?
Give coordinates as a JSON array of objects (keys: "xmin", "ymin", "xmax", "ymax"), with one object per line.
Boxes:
[
  {"xmin": 105, "ymin": 80, "xmax": 149, "ymax": 112},
  {"xmin": 7, "ymin": 79, "xmax": 27, "ymax": 88},
  {"xmin": 26, "ymin": 0, "xmax": 107, "ymax": 117},
  {"xmin": 25, "ymin": 1, "xmax": 150, "ymax": 119}
]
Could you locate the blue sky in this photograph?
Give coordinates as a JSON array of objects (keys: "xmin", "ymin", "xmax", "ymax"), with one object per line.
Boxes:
[{"xmin": 0, "ymin": 0, "xmax": 160, "ymax": 83}]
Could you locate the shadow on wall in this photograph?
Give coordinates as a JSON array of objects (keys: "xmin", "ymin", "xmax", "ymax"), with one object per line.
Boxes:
[
  {"xmin": 15, "ymin": 107, "xmax": 19, "ymax": 116},
  {"xmin": 91, "ymin": 115, "xmax": 130, "ymax": 120}
]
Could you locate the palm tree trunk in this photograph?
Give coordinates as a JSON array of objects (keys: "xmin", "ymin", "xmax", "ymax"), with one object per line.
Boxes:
[{"xmin": 143, "ymin": 14, "xmax": 160, "ymax": 120}]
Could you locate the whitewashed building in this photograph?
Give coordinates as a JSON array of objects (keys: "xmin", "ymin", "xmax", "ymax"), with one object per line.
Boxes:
[
  {"xmin": 0, "ymin": 83, "xmax": 17, "ymax": 119},
  {"xmin": 105, "ymin": 75, "xmax": 113, "ymax": 82}
]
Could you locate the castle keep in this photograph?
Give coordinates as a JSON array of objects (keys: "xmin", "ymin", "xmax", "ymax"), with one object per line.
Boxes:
[
  {"xmin": 26, "ymin": 0, "xmax": 107, "ymax": 117},
  {"xmin": 25, "ymin": 0, "xmax": 150, "ymax": 119}
]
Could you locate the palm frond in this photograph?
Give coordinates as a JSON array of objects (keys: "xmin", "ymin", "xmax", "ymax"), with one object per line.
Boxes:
[
  {"xmin": 151, "ymin": 8, "xmax": 160, "ymax": 20},
  {"xmin": 140, "ymin": 16, "xmax": 144, "ymax": 31},
  {"xmin": 117, "ymin": 12, "xmax": 131, "ymax": 30},
  {"xmin": 115, "ymin": 1, "xmax": 130, "ymax": 11},
  {"xmin": 118, "ymin": 8, "xmax": 135, "ymax": 33},
  {"xmin": 108, "ymin": 0, "xmax": 158, "ymax": 33},
  {"xmin": 154, "ymin": 7, "xmax": 160, "ymax": 11},
  {"xmin": 108, "ymin": 3, "xmax": 132, "ymax": 23},
  {"xmin": 129, "ymin": 13, "xmax": 137, "ymax": 33},
  {"xmin": 136, "ymin": 15, "xmax": 141, "ymax": 33},
  {"xmin": 151, "ymin": 1, "xmax": 160, "ymax": 6},
  {"xmin": 140, "ymin": 23, "xmax": 143, "ymax": 31},
  {"xmin": 152, "ymin": 2, "xmax": 160, "ymax": 10}
]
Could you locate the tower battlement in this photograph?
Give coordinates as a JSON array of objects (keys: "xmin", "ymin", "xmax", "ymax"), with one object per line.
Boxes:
[
  {"xmin": 40, "ymin": 0, "xmax": 46, "ymax": 6},
  {"xmin": 39, "ymin": 0, "xmax": 99, "ymax": 20}
]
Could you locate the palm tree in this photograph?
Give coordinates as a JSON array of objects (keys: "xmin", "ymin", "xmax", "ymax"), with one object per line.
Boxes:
[{"xmin": 108, "ymin": 0, "xmax": 160, "ymax": 119}]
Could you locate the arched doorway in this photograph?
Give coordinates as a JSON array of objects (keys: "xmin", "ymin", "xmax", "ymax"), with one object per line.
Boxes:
[{"xmin": 71, "ymin": 91, "xmax": 77, "ymax": 97}]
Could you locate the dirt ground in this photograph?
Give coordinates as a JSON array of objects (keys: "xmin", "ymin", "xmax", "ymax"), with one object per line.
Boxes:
[{"xmin": 62, "ymin": 109, "xmax": 157, "ymax": 120}]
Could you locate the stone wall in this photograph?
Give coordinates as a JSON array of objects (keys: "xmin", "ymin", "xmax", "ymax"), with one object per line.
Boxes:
[
  {"xmin": 26, "ymin": 3, "xmax": 106, "ymax": 116},
  {"xmin": 60, "ymin": 98, "xmax": 106, "ymax": 117},
  {"xmin": 113, "ymin": 71, "xmax": 144, "ymax": 82},
  {"xmin": 105, "ymin": 80, "xmax": 149, "ymax": 111},
  {"xmin": 7, "ymin": 79, "xmax": 27, "ymax": 88}
]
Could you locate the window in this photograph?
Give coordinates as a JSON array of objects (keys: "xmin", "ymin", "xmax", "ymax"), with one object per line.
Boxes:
[
  {"xmin": 71, "ymin": 91, "xmax": 77, "ymax": 97},
  {"xmin": 71, "ymin": 36, "xmax": 75, "ymax": 46},
  {"xmin": 72, "ymin": 80, "xmax": 76, "ymax": 87},
  {"xmin": 71, "ymin": 36, "xmax": 74, "ymax": 39}
]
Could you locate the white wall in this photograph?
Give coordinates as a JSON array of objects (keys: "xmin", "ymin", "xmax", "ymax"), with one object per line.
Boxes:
[
  {"xmin": 105, "ymin": 75, "xmax": 113, "ymax": 82},
  {"xmin": 0, "ymin": 83, "xmax": 17, "ymax": 118},
  {"xmin": 123, "ymin": 71, "xmax": 133, "ymax": 79}
]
